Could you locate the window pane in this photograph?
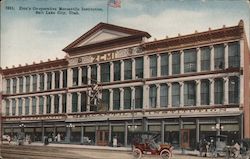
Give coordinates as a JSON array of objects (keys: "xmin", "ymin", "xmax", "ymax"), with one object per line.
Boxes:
[
  {"xmin": 32, "ymin": 97, "xmax": 36, "ymax": 115},
  {"xmin": 124, "ymin": 88, "xmax": 131, "ymax": 109},
  {"xmin": 229, "ymin": 77, "xmax": 239, "ymax": 104},
  {"xmin": 82, "ymin": 66, "xmax": 88, "ymax": 85},
  {"xmin": 18, "ymin": 98, "xmax": 22, "ymax": 115},
  {"xmin": 101, "ymin": 63, "xmax": 110, "ymax": 82},
  {"xmin": 149, "ymin": 85, "xmax": 157, "ymax": 108},
  {"xmin": 6, "ymin": 79, "xmax": 11, "ymax": 94},
  {"xmin": 228, "ymin": 42, "xmax": 240, "ymax": 68},
  {"xmin": 12, "ymin": 99, "xmax": 16, "ymax": 116},
  {"xmin": 150, "ymin": 55, "xmax": 157, "ymax": 77},
  {"xmin": 201, "ymin": 80, "xmax": 210, "ymax": 105},
  {"xmin": 135, "ymin": 57, "xmax": 143, "ymax": 78},
  {"xmin": 39, "ymin": 96, "xmax": 44, "ymax": 114},
  {"xmin": 62, "ymin": 94, "xmax": 67, "ymax": 113},
  {"xmin": 63, "ymin": 70, "xmax": 67, "ymax": 88},
  {"xmin": 172, "ymin": 52, "xmax": 180, "ymax": 74},
  {"xmin": 114, "ymin": 61, "xmax": 121, "ymax": 81},
  {"xmin": 55, "ymin": 71, "xmax": 60, "ymax": 89},
  {"xmin": 124, "ymin": 60, "xmax": 132, "ymax": 80},
  {"xmin": 72, "ymin": 93, "xmax": 78, "ymax": 112},
  {"xmin": 160, "ymin": 84, "xmax": 168, "ymax": 107},
  {"xmin": 214, "ymin": 79, "xmax": 224, "ymax": 104},
  {"xmin": 172, "ymin": 83, "xmax": 180, "ymax": 107},
  {"xmin": 91, "ymin": 65, "xmax": 97, "ymax": 84},
  {"xmin": 26, "ymin": 76, "xmax": 30, "ymax": 92},
  {"xmin": 161, "ymin": 54, "xmax": 169, "ymax": 76},
  {"xmin": 13, "ymin": 78, "xmax": 17, "ymax": 94},
  {"xmin": 54, "ymin": 95, "xmax": 59, "ymax": 113},
  {"xmin": 81, "ymin": 92, "xmax": 87, "ymax": 112},
  {"xmin": 113, "ymin": 89, "xmax": 120, "ymax": 110},
  {"xmin": 40, "ymin": 74, "xmax": 44, "ymax": 91},
  {"xmin": 47, "ymin": 73, "xmax": 52, "ymax": 90},
  {"xmin": 101, "ymin": 90, "xmax": 110, "ymax": 111},
  {"xmin": 214, "ymin": 44, "xmax": 224, "ymax": 70},
  {"xmin": 72, "ymin": 68, "xmax": 78, "ymax": 86},
  {"xmin": 25, "ymin": 97, "xmax": 29, "ymax": 115},
  {"xmin": 19, "ymin": 77, "xmax": 23, "ymax": 93},
  {"xmin": 6, "ymin": 100, "xmax": 10, "ymax": 116},
  {"xmin": 201, "ymin": 47, "xmax": 210, "ymax": 71},
  {"xmin": 135, "ymin": 86, "xmax": 143, "ymax": 109},
  {"xmin": 184, "ymin": 81, "xmax": 196, "ymax": 106},
  {"xmin": 46, "ymin": 96, "xmax": 51, "ymax": 113},
  {"xmin": 184, "ymin": 49, "xmax": 197, "ymax": 73}
]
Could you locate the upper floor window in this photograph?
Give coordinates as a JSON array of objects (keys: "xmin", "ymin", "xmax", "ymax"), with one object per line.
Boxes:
[
  {"xmin": 19, "ymin": 77, "xmax": 23, "ymax": 93},
  {"xmin": 32, "ymin": 97, "xmax": 36, "ymax": 115},
  {"xmin": 184, "ymin": 81, "xmax": 196, "ymax": 106},
  {"xmin": 200, "ymin": 80, "xmax": 210, "ymax": 105},
  {"xmin": 214, "ymin": 78, "xmax": 224, "ymax": 104},
  {"xmin": 47, "ymin": 73, "xmax": 52, "ymax": 90},
  {"xmin": 62, "ymin": 94, "xmax": 67, "ymax": 113},
  {"xmin": 39, "ymin": 96, "xmax": 44, "ymax": 114},
  {"xmin": 149, "ymin": 85, "xmax": 157, "ymax": 108},
  {"xmin": 6, "ymin": 79, "xmax": 10, "ymax": 94},
  {"xmin": 229, "ymin": 77, "xmax": 239, "ymax": 104},
  {"xmin": 124, "ymin": 60, "xmax": 132, "ymax": 80},
  {"xmin": 25, "ymin": 97, "xmax": 29, "ymax": 115},
  {"xmin": 26, "ymin": 76, "xmax": 30, "ymax": 93},
  {"xmin": 101, "ymin": 89, "xmax": 110, "ymax": 111},
  {"xmin": 81, "ymin": 92, "xmax": 87, "ymax": 112},
  {"xmin": 124, "ymin": 87, "xmax": 131, "ymax": 109},
  {"xmin": 91, "ymin": 65, "xmax": 97, "ymax": 84},
  {"xmin": 228, "ymin": 42, "xmax": 240, "ymax": 68},
  {"xmin": 32, "ymin": 75, "xmax": 37, "ymax": 92},
  {"xmin": 72, "ymin": 93, "xmax": 78, "ymax": 112},
  {"xmin": 63, "ymin": 70, "xmax": 67, "ymax": 88},
  {"xmin": 172, "ymin": 52, "xmax": 180, "ymax": 75},
  {"xmin": 39, "ymin": 74, "xmax": 44, "ymax": 91},
  {"xmin": 72, "ymin": 68, "xmax": 78, "ymax": 86},
  {"xmin": 12, "ymin": 99, "xmax": 16, "ymax": 116},
  {"xmin": 184, "ymin": 49, "xmax": 197, "ymax": 73},
  {"xmin": 113, "ymin": 89, "xmax": 120, "ymax": 110},
  {"xmin": 135, "ymin": 57, "xmax": 143, "ymax": 79},
  {"xmin": 214, "ymin": 44, "xmax": 224, "ymax": 70},
  {"xmin": 13, "ymin": 78, "xmax": 17, "ymax": 94},
  {"xmin": 100, "ymin": 63, "xmax": 110, "ymax": 83},
  {"xmin": 161, "ymin": 54, "xmax": 169, "ymax": 76},
  {"xmin": 5, "ymin": 100, "xmax": 10, "ymax": 116},
  {"xmin": 160, "ymin": 84, "xmax": 168, "ymax": 107},
  {"xmin": 46, "ymin": 95, "xmax": 51, "ymax": 114},
  {"xmin": 18, "ymin": 98, "xmax": 22, "ymax": 116},
  {"xmin": 201, "ymin": 47, "xmax": 210, "ymax": 71},
  {"xmin": 114, "ymin": 61, "xmax": 121, "ymax": 81},
  {"xmin": 55, "ymin": 71, "xmax": 60, "ymax": 89},
  {"xmin": 135, "ymin": 86, "xmax": 143, "ymax": 109},
  {"xmin": 54, "ymin": 95, "xmax": 59, "ymax": 113},
  {"xmin": 82, "ymin": 66, "xmax": 88, "ymax": 85},
  {"xmin": 172, "ymin": 83, "xmax": 180, "ymax": 107},
  {"xmin": 149, "ymin": 55, "xmax": 157, "ymax": 77}
]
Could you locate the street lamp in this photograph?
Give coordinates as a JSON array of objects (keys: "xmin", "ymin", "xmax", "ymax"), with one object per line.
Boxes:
[
  {"xmin": 66, "ymin": 123, "xmax": 75, "ymax": 128},
  {"xmin": 66, "ymin": 123, "xmax": 75, "ymax": 143},
  {"xmin": 211, "ymin": 123, "xmax": 224, "ymax": 131},
  {"xmin": 19, "ymin": 123, "xmax": 26, "ymax": 132}
]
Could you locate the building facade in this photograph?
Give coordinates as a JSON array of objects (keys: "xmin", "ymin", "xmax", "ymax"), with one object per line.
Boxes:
[{"xmin": 1, "ymin": 20, "xmax": 250, "ymax": 148}]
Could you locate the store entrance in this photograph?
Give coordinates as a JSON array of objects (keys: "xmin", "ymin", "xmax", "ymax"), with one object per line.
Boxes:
[
  {"xmin": 181, "ymin": 129, "xmax": 190, "ymax": 149},
  {"xmin": 97, "ymin": 130, "xmax": 109, "ymax": 146}
]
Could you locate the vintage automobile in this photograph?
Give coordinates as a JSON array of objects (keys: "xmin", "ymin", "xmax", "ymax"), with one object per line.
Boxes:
[
  {"xmin": 131, "ymin": 132, "xmax": 173, "ymax": 159},
  {"xmin": 225, "ymin": 138, "xmax": 250, "ymax": 159}
]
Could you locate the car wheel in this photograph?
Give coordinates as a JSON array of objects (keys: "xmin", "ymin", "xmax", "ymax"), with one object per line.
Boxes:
[
  {"xmin": 160, "ymin": 149, "xmax": 171, "ymax": 159},
  {"xmin": 132, "ymin": 148, "xmax": 142, "ymax": 159}
]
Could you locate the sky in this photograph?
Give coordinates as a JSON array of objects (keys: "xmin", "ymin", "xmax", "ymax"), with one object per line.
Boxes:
[{"xmin": 1, "ymin": 0, "xmax": 250, "ymax": 68}]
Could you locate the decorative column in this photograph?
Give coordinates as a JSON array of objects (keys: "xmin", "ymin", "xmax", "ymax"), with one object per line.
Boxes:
[
  {"xmin": 37, "ymin": 74, "xmax": 40, "ymax": 91},
  {"xmin": 209, "ymin": 79, "xmax": 214, "ymax": 105},
  {"xmin": 180, "ymin": 50, "xmax": 184, "ymax": 74},
  {"xmin": 78, "ymin": 67, "xmax": 82, "ymax": 86},
  {"xmin": 67, "ymin": 93, "xmax": 72, "ymax": 113},
  {"xmin": 196, "ymin": 119, "xmax": 200, "ymax": 143},
  {"xmin": 80, "ymin": 126, "xmax": 84, "ymax": 144},
  {"xmin": 169, "ymin": 53, "xmax": 172, "ymax": 75},
  {"xmin": 167, "ymin": 83, "xmax": 172, "ymax": 108},
  {"xmin": 143, "ymin": 85, "xmax": 149, "ymax": 109},
  {"xmin": 196, "ymin": 80, "xmax": 201, "ymax": 106},
  {"xmin": 10, "ymin": 79, "xmax": 13, "ymax": 94},
  {"xmin": 109, "ymin": 89, "xmax": 113, "ymax": 111},
  {"xmin": 97, "ymin": 64, "xmax": 100, "ymax": 83},
  {"xmin": 156, "ymin": 84, "xmax": 160, "ymax": 108},
  {"xmin": 29, "ymin": 97, "xmax": 32, "ymax": 115},
  {"xmin": 124, "ymin": 122, "xmax": 128, "ymax": 147},
  {"xmin": 58, "ymin": 94, "xmax": 62, "ymax": 113},
  {"xmin": 223, "ymin": 77, "xmax": 229, "ymax": 105},
  {"xmin": 110, "ymin": 62, "xmax": 114, "ymax": 82},
  {"xmin": 36, "ymin": 96, "xmax": 39, "ymax": 115},
  {"xmin": 224, "ymin": 43, "xmax": 229, "ymax": 69},
  {"xmin": 87, "ymin": 66, "xmax": 91, "ymax": 85},
  {"xmin": 120, "ymin": 60, "xmax": 124, "ymax": 81},
  {"xmin": 16, "ymin": 77, "xmax": 19, "ymax": 93},
  {"xmin": 197, "ymin": 48, "xmax": 201, "ymax": 72},
  {"xmin": 43, "ymin": 96, "xmax": 47, "ymax": 114},
  {"xmin": 120, "ymin": 88, "xmax": 124, "ymax": 110},
  {"xmin": 59, "ymin": 70, "xmax": 63, "ymax": 88},
  {"xmin": 44, "ymin": 73, "xmax": 48, "ymax": 91},
  {"xmin": 210, "ymin": 46, "xmax": 215, "ymax": 71},
  {"xmin": 30, "ymin": 75, "xmax": 33, "ymax": 92},
  {"xmin": 77, "ymin": 92, "xmax": 81, "ymax": 112},
  {"xmin": 157, "ymin": 54, "xmax": 161, "ymax": 77},
  {"xmin": 86, "ymin": 91, "xmax": 90, "ymax": 112},
  {"xmin": 51, "ymin": 72, "xmax": 55, "ymax": 89},
  {"xmin": 179, "ymin": 82, "xmax": 184, "ymax": 107},
  {"xmin": 132, "ymin": 59, "xmax": 136, "ymax": 79},
  {"xmin": 23, "ymin": 76, "xmax": 26, "ymax": 93},
  {"xmin": 143, "ymin": 55, "xmax": 149, "ymax": 78}
]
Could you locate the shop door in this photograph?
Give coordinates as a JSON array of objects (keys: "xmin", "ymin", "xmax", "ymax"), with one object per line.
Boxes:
[
  {"xmin": 97, "ymin": 130, "xmax": 109, "ymax": 146},
  {"xmin": 181, "ymin": 129, "xmax": 190, "ymax": 149}
]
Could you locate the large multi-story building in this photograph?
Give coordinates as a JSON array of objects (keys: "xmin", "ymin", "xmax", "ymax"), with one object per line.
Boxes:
[{"xmin": 1, "ymin": 20, "xmax": 249, "ymax": 148}]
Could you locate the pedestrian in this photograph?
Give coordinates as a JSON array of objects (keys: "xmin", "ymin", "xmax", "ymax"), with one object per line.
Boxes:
[{"xmin": 113, "ymin": 136, "xmax": 117, "ymax": 147}]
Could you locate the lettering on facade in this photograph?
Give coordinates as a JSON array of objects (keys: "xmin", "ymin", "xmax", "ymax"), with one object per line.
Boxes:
[{"xmin": 69, "ymin": 46, "xmax": 143, "ymax": 66}]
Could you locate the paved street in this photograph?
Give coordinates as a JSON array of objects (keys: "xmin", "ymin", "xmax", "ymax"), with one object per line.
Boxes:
[{"xmin": 1, "ymin": 144, "xmax": 225, "ymax": 159}]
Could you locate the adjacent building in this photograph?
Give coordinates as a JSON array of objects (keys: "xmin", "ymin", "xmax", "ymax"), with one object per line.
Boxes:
[{"xmin": 1, "ymin": 20, "xmax": 250, "ymax": 148}]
